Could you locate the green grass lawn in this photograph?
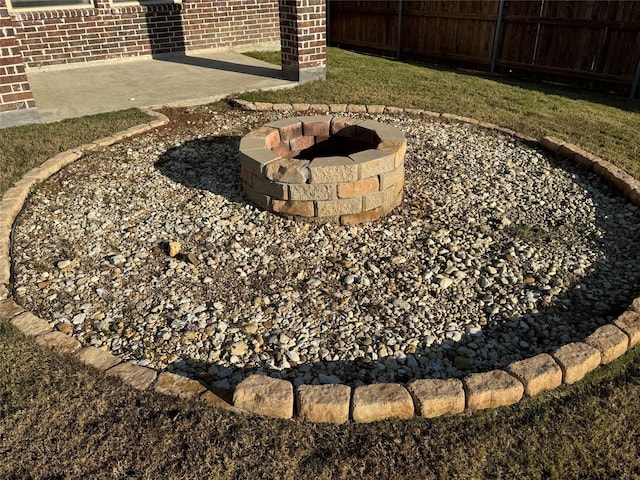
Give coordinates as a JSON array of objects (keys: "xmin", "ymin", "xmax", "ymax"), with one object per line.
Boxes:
[
  {"xmin": 243, "ymin": 48, "xmax": 640, "ymax": 178},
  {"xmin": 1, "ymin": 48, "xmax": 640, "ymax": 479}
]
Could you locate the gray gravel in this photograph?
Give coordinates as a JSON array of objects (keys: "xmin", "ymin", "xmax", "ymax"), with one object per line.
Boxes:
[{"xmin": 12, "ymin": 106, "xmax": 640, "ymax": 389}]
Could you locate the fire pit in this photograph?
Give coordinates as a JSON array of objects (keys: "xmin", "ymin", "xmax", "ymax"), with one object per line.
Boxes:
[{"xmin": 239, "ymin": 116, "xmax": 406, "ymax": 224}]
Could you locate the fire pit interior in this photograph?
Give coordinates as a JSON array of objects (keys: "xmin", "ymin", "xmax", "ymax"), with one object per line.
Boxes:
[{"xmin": 239, "ymin": 116, "xmax": 406, "ymax": 224}]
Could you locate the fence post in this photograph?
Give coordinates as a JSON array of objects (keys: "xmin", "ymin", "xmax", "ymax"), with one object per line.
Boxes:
[
  {"xmin": 490, "ymin": 0, "xmax": 506, "ymax": 74},
  {"xmin": 631, "ymin": 54, "xmax": 640, "ymax": 99},
  {"xmin": 396, "ymin": 0, "xmax": 403, "ymax": 60}
]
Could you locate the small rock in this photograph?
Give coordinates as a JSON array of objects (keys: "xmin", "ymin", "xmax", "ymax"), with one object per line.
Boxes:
[{"xmin": 168, "ymin": 242, "xmax": 181, "ymax": 257}]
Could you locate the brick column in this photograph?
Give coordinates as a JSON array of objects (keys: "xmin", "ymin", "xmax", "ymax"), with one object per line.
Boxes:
[
  {"xmin": 0, "ymin": 0, "xmax": 39, "ymax": 128},
  {"xmin": 278, "ymin": 0, "xmax": 326, "ymax": 83}
]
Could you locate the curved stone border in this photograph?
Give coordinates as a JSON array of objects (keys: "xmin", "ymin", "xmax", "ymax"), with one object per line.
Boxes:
[
  {"xmin": 239, "ymin": 116, "xmax": 406, "ymax": 224},
  {"xmin": 1, "ymin": 101, "xmax": 640, "ymax": 423}
]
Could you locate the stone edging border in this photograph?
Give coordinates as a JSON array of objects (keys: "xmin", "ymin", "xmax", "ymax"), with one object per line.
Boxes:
[{"xmin": 0, "ymin": 101, "xmax": 639, "ymax": 424}]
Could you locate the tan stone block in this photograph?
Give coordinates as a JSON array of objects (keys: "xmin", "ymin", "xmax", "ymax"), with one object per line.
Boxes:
[
  {"xmin": 264, "ymin": 158, "xmax": 310, "ymax": 183},
  {"xmin": 378, "ymin": 139, "xmax": 407, "ymax": 167},
  {"xmin": 309, "ymin": 156, "xmax": 359, "ymax": 183},
  {"xmin": 2, "ymin": 185, "xmax": 31, "ymax": 204},
  {"xmin": 358, "ymin": 119, "xmax": 405, "ymax": 142},
  {"xmin": 0, "ymin": 284, "xmax": 8, "ymax": 300},
  {"xmin": 552, "ymin": 342, "xmax": 601, "ymax": 384},
  {"xmin": 441, "ymin": 113, "xmax": 479, "ymax": 126},
  {"xmin": 506, "ymin": 353, "xmax": 562, "ymax": 397},
  {"xmin": 573, "ymin": 148, "xmax": 600, "ymax": 169},
  {"xmin": 630, "ymin": 297, "xmax": 640, "ymax": 312},
  {"xmin": 366, "ymin": 105, "xmax": 385, "ymax": 114},
  {"xmin": 329, "ymin": 104, "xmax": 347, "ymax": 113},
  {"xmin": 515, "ymin": 131, "xmax": 537, "ymax": 143},
  {"xmin": 272, "ymin": 199, "xmax": 315, "ymax": 217},
  {"xmin": 404, "ymin": 108, "xmax": 424, "ymax": 116},
  {"xmin": 316, "ymin": 197, "xmax": 362, "ymax": 217},
  {"xmin": 298, "ymin": 115, "xmax": 332, "ymax": 137},
  {"xmin": 338, "ymin": 176, "xmax": 380, "ymax": 198},
  {"xmin": 478, "ymin": 121, "xmax": 499, "ymax": 130},
  {"xmin": 92, "ymin": 136, "xmax": 116, "ymax": 147},
  {"xmin": 0, "ymin": 299, "xmax": 25, "ymax": 319},
  {"xmin": 291, "ymin": 103, "xmax": 311, "ymax": 112},
  {"xmin": 593, "ymin": 162, "xmax": 635, "ymax": 195},
  {"xmin": 35, "ymin": 331, "xmax": 81, "ymax": 354},
  {"xmin": 0, "ymin": 256, "xmax": 9, "ymax": 285},
  {"xmin": 239, "ymin": 149, "xmax": 280, "ymax": 176},
  {"xmin": 0, "ymin": 210, "xmax": 12, "ymax": 230},
  {"xmin": 252, "ymin": 176, "xmax": 288, "ymax": 200},
  {"xmin": 351, "ymin": 383, "xmax": 414, "ymax": 423},
  {"xmin": 423, "ymin": 110, "xmax": 441, "ymax": 120},
  {"xmin": 613, "ymin": 310, "xmax": 640, "ymax": 347},
  {"xmin": 407, "ymin": 378, "xmax": 465, "ymax": 418},
  {"xmin": 384, "ymin": 106, "xmax": 404, "ymax": 114},
  {"xmin": 290, "ymin": 135, "xmax": 315, "ymax": 152},
  {"xmin": 75, "ymin": 346, "xmax": 122, "ymax": 371},
  {"xmin": 231, "ymin": 98, "xmax": 256, "ymax": 110},
  {"xmin": 272, "ymin": 141, "xmax": 291, "ymax": 158},
  {"xmin": 346, "ymin": 104, "xmax": 367, "ymax": 113},
  {"xmin": 379, "ymin": 165, "xmax": 405, "ymax": 190},
  {"xmin": 330, "ymin": 118, "xmax": 360, "ymax": 137},
  {"xmin": 296, "ymin": 384, "xmax": 351, "ymax": 424},
  {"xmin": 341, "ymin": 207, "xmax": 382, "ymax": 225},
  {"xmin": 155, "ymin": 372, "xmax": 207, "ymax": 399},
  {"xmin": 308, "ymin": 104, "xmax": 329, "ymax": 113},
  {"xmin": 539, "ymin": 136, "xmax": 566, "ymax": 153},
  {"xmin": 106, "ymin": 362, "xmax": 157, "ymax": 390},
  {"xmin": 11, "ymin": 312, "xmax": 52, "ymax": 336},
  {"xmin": 292, "ymin": 103, "xmax": 311, "ymax": 112},
  {"xmin": 363, "ymin": 186, "xmax": 396, "ymax": 211},
  {"xmin": 265, "ymin": 117, "xmax": 303, "ymax": 141},
  {"xmin": 233, "ymin": 375, "xmax": 294, "ymax": 419},
  {"xmin": 273, "ymin": 103, "xmax": 293, "ymax": 112},
  {"xmin": 242, "ymin": 126, "xmax": 281, "ymax": 150},
  {"xmin": 463, "ymin": 370, "xmax": 524, "ymax": 410},
  {"xmin": 350, "ymin": 149, "xmax": 395, "ymax": 178},
  {"xmin": 245, "ymin": 186, "xmax": 272, "ymax": 210},
  {"xmin": 494, "ymin": 126, "xmax": 516, "ymax": 135},
  {"xmin": 254, "ymin": 102, "xmax": 274, "ymax": 112},
  {"xmin": 289, "ymin": 183, "xmax": 336, "ymax": 201},
  {"xmin": 0, "ymin": 195, "xmax": 26, "ymax": 218},
  {"xmin": 585, "ymin": 324, "xmax": 629, "ymax": 364}
]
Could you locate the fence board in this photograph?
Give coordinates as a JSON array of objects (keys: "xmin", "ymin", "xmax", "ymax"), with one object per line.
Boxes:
[{"xmin": 328, "ymin": 0, "xmax": 640, "ymax": 96}]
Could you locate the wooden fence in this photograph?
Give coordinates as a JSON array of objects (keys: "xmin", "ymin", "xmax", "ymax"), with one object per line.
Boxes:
[{"xmin": 328, "ymin": 0, "xmax": 640, "ymax": 97}]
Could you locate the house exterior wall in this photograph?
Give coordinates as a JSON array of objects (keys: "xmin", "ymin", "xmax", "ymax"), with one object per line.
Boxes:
[
  {"xmin": 0, "ymin": 0, "xmax": 39, "ymax": 127},
  {"xmin": 10, "ymin": 0, "xmax": 280, "ymax": 68}
]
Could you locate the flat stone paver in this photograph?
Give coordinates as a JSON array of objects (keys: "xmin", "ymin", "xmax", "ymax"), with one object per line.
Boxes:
[
  {"xmin": 11, "ymin": 312, "xmax": 51, "ymax": 336},
  {"xmin": 585, "ymin": 324, "xmax": 629, "ymax": 364},
  {"xmin": 613, "ymin": 310, "xmax": 640, "ymax": 347},
  {"xmin": 35, "ymin": 331, "xmax": 81, "ymax": 354}
]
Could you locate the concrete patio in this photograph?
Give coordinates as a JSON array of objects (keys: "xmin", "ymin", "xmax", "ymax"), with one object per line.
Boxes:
[{"xmin": 27, "ymin": 50, "xmax": 296, "ymax": 123}]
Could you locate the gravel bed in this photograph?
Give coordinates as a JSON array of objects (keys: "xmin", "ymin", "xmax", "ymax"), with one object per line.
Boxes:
[{"xmin": 12, "ymin": 106, "xmax": 640, "ymax": 389}]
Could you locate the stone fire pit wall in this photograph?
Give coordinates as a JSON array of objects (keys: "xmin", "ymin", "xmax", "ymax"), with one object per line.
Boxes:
[{"xmin": 239, "ymin": 116, "xmax": 406, "ymax": 224}]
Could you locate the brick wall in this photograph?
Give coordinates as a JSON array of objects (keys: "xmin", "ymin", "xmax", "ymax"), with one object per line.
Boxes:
[
  {"xmin": 11, "ymin": 0, "xmax": 280, "ymax": 68},
  {"xmin": 0, "ymin": 0, "xmax": 37, "ymax": 124},
  {"xmin": 278, "ymin": 0, "xmax": 325, "ymax": 82}
]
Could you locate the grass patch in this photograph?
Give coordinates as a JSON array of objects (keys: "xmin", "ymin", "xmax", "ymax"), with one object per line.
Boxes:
[
  {"xmin": 0, "ymin": 109, "xmax": 151, "ymax": 195},
  {"xmin": 243, "ymin": 48, "xmax": 640, "ymax": 178},
  {"xmin": 1, "ymin": 316, "xmax": 639, "ymax": 479}
]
